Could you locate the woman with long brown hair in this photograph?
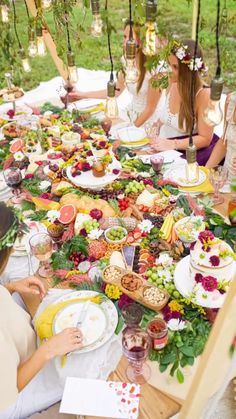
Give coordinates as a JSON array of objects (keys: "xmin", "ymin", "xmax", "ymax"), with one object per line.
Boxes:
[
  {"xmin": 150, "ymin": 39, "xmax": 217, "ymax": 165},
  {"xmin": 61, "ymin": 21, "xmax": 162, "ymax": 127},
  {"xmin": 0, "ymin": 203, "xmax": 82, "ymax": 418}
]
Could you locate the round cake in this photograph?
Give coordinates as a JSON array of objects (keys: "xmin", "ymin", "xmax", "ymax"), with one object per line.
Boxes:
[{"xmin": 190, "ymin": 231, "xmax": 234, "ymax": 288}]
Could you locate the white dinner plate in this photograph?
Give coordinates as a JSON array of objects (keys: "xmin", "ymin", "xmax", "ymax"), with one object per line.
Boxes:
[
  {"xmin": 68, "ymin": 99, "xmax": 103, "ymax": 111},
  {"xmin": 0, "ymin": 104, "xmax": 32, "ymax": 121},
  {"xmin": 66, "ymin": 157, "xmax": 121, "ymax": 190},
  {"xmin": 174, "ymin": 255, "xmax": 236, "ymax": 308},
  {"xmin": 12, "ymin": 220, "xmax": 46, "ymax": 257},
  {"xmin": 164, "ymin": 165, "xmax": 206, "ymax": 187},
  {"xmin": 52, "ymin": 290, "xmax": 118, "ymax": 354}
]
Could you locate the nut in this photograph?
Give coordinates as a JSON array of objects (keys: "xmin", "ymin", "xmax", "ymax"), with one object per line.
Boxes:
[
  {"xmin": 121, "ymin": 274, "xmax": 141, "ymax": 291},
  {"xmin": 103, "ymin": 266, "xmax": 122, "ymax": 282},
  {"xmin": 143, "ymin": 286, "xmax": 166, "ymax": 305}
]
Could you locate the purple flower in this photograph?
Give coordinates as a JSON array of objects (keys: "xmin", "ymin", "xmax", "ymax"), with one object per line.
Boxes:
[
  {"xmin": 195, "ymin": 273, "xmax": 203, "ymax": 283},
  {"xmin": 88, "ymin": 256, "xmax": 96, "ymax": 263},
  {"xmin": 201, "ymin": 276, "xmax": 218, "ymax": 292},
  {"xmin": 40, "ymin": 193, "xmax": 51, "ymax": 199},
  {"xmin": 162, "ymin": 306, "xmax": 181, "ymax": 321},
  {"xmin": 118, "ymin": 294, "xmax": 134, "ymax": 309},
  {"xmin": 209, "ymin": 256, "xmax": 220, "ymax": 266},
  {"xmin": 79, "ymin": 228, "xmax": 87, "ymax": 237},
  {"xmin": 189, "ymin": 241, "xmax": 196, "ymax": 251},
  {"xmin": 112, "ymin": 168, "xmax": 120, "ymax": 175},
  {"xmin": 25, "ymin": 173, "xmax": 34, "ymax": 179},
  {"xmin": 87, "ymin": 150, "xmax": 93, "ymax": 157},
  {"xmin": 99, "ymin": 141, "xmax": 106, "ymax": 148},
  {"xmin": 198, "ymin": 231, "xmax": 215, "ymax": 244}
]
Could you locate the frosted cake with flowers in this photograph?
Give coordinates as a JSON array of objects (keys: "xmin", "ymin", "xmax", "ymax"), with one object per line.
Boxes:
[{"xmin": 189, "ymin": 231, "xmax": 234, "ymax": 297}]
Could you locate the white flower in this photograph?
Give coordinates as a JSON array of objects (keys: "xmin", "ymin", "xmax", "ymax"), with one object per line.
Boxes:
[
  {"xmin": 161, "ymin": 270, "xmax": 172, "ymax": 284},
  {"xmin": 87, "ymin": 156, "xmax": 96, "ymax": 166},
  {"xmin": 158, "ymin": 252, "xmax": 173, "ymax": 267},
  {"xmin": 14, "ymin": 151, "xmax": 25, "ymax": 161},
  {"xmin": 88, "ymin": 228, "xmax": 103, "ymax": 240},
  {"xmin": 188, "ymin": 57, "xmax": 203, "ymax": 71},
  {"xmin": 167, "ymin": 319, "xmax": 186, "ymax": 331},
  {"xmin": 176, "ymin": 47, "xmax": 187, "ymax": 60},
  {"xmin": 138, "ymin": 219, "xmax": 154, "ymax": 233},
  {"xmin": 47, "ymin": 210, "xmax": 60, "ymax": 223},
  {"xmin": 39, "ymin": 180, "xmax": 51, "ymax": 190}
]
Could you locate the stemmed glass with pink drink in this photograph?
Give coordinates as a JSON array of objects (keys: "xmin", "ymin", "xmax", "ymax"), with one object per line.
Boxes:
[
  {"xmin": 122, "ymin": 327, "xmax": 151, "ymax": 384},
  {"xmin": 29, "ymin": 233, "xmax": 53, "ymax": 278}
]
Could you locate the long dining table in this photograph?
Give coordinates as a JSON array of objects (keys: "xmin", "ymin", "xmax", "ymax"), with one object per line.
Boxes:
[{"xmin": 21, "ymin": 193, "xmax": 232, "ymax": 419}]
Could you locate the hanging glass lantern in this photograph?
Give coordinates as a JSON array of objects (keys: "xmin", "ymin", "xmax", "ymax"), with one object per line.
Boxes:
[
  {"xmin": 91, "ymin": 0, "xmax": 103, "ymax": 37},
  {"xmin": 143, "ymin": 0, "xmax": 158, "ymax": 56},
  {"xmin": 105, "ymin": 79, "xmax": 118, "ymax": 119},
  {"xmin": 1, "ymin": 4, "xmax": 9, "ymax": 23},
  {"xmin": 42, "ymin": 0, "xmax": 52, "ymax": 10},
  {"xmin": 28, "ymin": 28, "xmax": 37, "ymax": 57},
  {"xmin": 67, "ymin": 51, "xmax": 78, "ymax": 84},
  {"xmin": 125, "ymin": 39, "xmax": 139, "ymax": 83},
  {"xmin": 36, "ymin": 26, "xmax": 47, "ymax": 56},
  {"xmin": 19, "ymin": 48, "xmax": 31, "ymax": 73}
]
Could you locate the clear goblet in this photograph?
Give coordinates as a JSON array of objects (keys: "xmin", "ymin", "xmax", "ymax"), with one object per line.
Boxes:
[
  {"xmin": 3, "ymin": 167, "xmax": 22, "ymax": 204},
  {"xmin": 29, "ymin": 233, "xmax": 53, "ymax": 278},
  {"xmin": 209, "ymin": 166, "xmax": 228, "ymax": 205},
  {"xmin": 122, "ymin": 327, "xmax": 151, "ymax": 385}
]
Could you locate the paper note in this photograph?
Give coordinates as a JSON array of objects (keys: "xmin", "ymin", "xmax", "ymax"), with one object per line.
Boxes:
[{"xmin": 60, "ymin": 377, "xmax": 140, "ymax": 418}]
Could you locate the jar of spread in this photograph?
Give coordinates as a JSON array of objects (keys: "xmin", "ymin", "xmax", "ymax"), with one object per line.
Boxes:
[{"xmin": 146, "ymin": 318, "xmax": 168, "ymax": 350}]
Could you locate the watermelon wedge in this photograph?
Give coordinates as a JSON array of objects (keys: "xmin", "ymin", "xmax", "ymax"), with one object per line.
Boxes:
[{"xmin": 58, "ymin": 204, "xmax": 77, "ymax": 224}]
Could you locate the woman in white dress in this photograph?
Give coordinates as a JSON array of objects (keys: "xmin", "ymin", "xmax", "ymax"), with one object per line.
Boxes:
[
  {"xmin": 62, "ymin": 21, "xmax": 162, "ymax": 127},
  {"xmin": 0, "ymin": 203, "xmax": 82, "ymax": 418},
  {"xmin": 150, "ymin": 39, "xmax": 218, "ymax": 165},
  {"xmin": 206, "ymin": 92, "xmax": 236, "ymax": 180}
]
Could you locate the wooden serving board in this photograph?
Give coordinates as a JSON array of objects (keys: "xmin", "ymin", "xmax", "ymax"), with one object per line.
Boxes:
[{"xmin": 102, "ymin": 265, "xmax": 169, "ymax": 312}]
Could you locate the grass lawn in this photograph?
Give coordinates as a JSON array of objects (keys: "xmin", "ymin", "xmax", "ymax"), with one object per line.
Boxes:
[{"xmin": 0, "ymin": 0, "xmax": 235, "ymax": 93}]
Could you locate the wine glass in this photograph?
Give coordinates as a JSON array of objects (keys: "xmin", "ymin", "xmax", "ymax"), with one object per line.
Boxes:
[
  {"xmin": 150, "ymin": 155, "xmax": 164, "ymax": 174},
  {"xmin": 29, "ymin": 233, "xmax": 53, "ymax": 278},
  {"xmin": 47, "ymin": 223, "xmax": 64, "ymax": 250},
  {"xmin": 121, "ymin": 303, "xmax": 143, "ymax": 329},
  {"xmin": 3, "ymin": 167, "xmax": 22, "ymax": 204},
  {"xmin": 101, "ymin": 117, "xmax": 112, "ymax": 137},
  {"xmin": 122, "ymin": 327, "xmax": 151, "ymax": 384},
  {"xmin": 209, "ymin": 166, "xmax": 228, "ymax": 205}
]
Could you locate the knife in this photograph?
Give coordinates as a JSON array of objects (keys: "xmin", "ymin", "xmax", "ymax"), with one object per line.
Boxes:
[{"xmin": 75, "ymin": 301, "xmax": 90, "ymax": 329}]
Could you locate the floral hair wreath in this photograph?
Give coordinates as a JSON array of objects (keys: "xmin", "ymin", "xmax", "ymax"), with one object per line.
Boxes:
[
  {"xmin": 171, "ymin": 40, "xmax": 208, "ymax": 73},
  {"xmin": 0, "ymin": 209, "xmax": 28, "ymax": 251}
]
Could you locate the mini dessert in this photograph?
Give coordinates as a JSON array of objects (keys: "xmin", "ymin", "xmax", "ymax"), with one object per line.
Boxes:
[{"xmin": 92, "ymin": 160, "xmax": 106, "ymax": 177}]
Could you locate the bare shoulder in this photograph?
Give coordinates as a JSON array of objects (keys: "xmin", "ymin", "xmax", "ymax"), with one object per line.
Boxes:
[{"xmin": 196, "ymin": 86, "xmax": 210, "ymax": 108}]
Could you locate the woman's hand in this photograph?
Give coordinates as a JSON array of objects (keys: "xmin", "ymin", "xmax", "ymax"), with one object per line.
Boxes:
[
  {"xmin": 150, "ymin": 136, "xmax": 175, "ymax": 152},
  {"xmin": 60, "ymin": 89, "xmax": 85, "ymax": 104},
  {"xmin": 7, "ymin": 276, "xmax": 46, "ymax": 299},
  {"xmin": 43, "ymin": 328, "xmax": 83, "ymax": 360}
]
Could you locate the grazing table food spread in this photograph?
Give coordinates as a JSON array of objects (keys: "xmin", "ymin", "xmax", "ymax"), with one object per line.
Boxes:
[{"xmin": 1, "ymin": 103, "xmax": 235, "ymax": 416}]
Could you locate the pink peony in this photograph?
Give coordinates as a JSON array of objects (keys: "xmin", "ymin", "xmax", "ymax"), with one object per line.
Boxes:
[
  {"xmin": 162, "ymin": 306, "xmax": 182, "ymax": 321},
  {"xmin": 210, "ymin": 256, "xmax": 220, "ymax": 266},
  {"xmin": 198, "ymin": 230, "xmax": 214, "ymax": 244},
  {"xmin": 112, "ymin": 168, "xmax": 120, "ymax": 175},
  {"xmin": 201, "ymin": 276, "xmax": 218, "ymax": 292},
  {"xmin": 195, "ymin": 273, "xmax": 203, "ymax": 283}
]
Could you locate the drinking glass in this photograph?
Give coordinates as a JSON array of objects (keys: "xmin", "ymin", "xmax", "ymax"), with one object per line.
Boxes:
[
  {"xmin": 209, "ymin": 166, "xmax": 228, "ymax": 205},
  {"xmin": 144, "ymin": 120, "xmax": 160, "ymax": 140},
  {"xmin": 121, "ymin": 303, "xmax": 143, "ymax": 329},
  {"xmin": 101, "ymin": 117, "xmax": 112, "ymax": 136},
  {"xmin": 47, "ymin": 223, "xmax": 64, "ymax": 250},
  {"xmin": 150, "ymin": 155, "xmax": 164, "ymax": 174},
  {"xmin": 122, "ymin": 327, "xmax": 151, "ymax": 384},
  {"xmin": 3, "ymin": 167, "xmax": 22, "ymax": 203},
  {"xmin": 29, "ymin": 233, "xmax": 53, "ymax": 278}
]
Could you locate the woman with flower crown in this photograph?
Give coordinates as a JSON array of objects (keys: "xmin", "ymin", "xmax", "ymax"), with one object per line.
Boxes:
[
  {"xmin": 0, "ymin": 203, "xmax": 80, "ymax": 418},
  {"xmin": 206, "ymin": 92, "xmax": 236, "ymax": 180},
  {"xmin": 150, "ymin": 39, "xmax": 218, "ymax": 165}
]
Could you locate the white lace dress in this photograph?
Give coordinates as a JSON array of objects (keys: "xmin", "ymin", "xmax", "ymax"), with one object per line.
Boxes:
[
  {"xmin": 119, "ymin": 72, "xmax": 158, "ymax": 125},
  {"xmin": 223, "ymin": 92, "xmax": 236, "ymax": 181}
]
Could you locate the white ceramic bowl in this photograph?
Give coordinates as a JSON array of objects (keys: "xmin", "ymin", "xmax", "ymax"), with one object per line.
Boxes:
[
  {"xmin": 174, "ymin": 216, "xmax": 205, "ymax": 243},
  {"xmin": 61, "ymin": 132, "xmax": 81, "ymax": 146},
  {"xmin": 117, "ymin": 126, "xmax": 146, "ymax": 143},
  {"xmin": 104, "ymin": 227, "xmax": 128, "ymax": 244}
]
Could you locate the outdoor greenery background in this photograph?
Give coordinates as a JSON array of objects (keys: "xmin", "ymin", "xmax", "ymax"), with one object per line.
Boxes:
[{"xmin": 0, "ymin": 0, "xmax": 235, "ymax": 92}]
